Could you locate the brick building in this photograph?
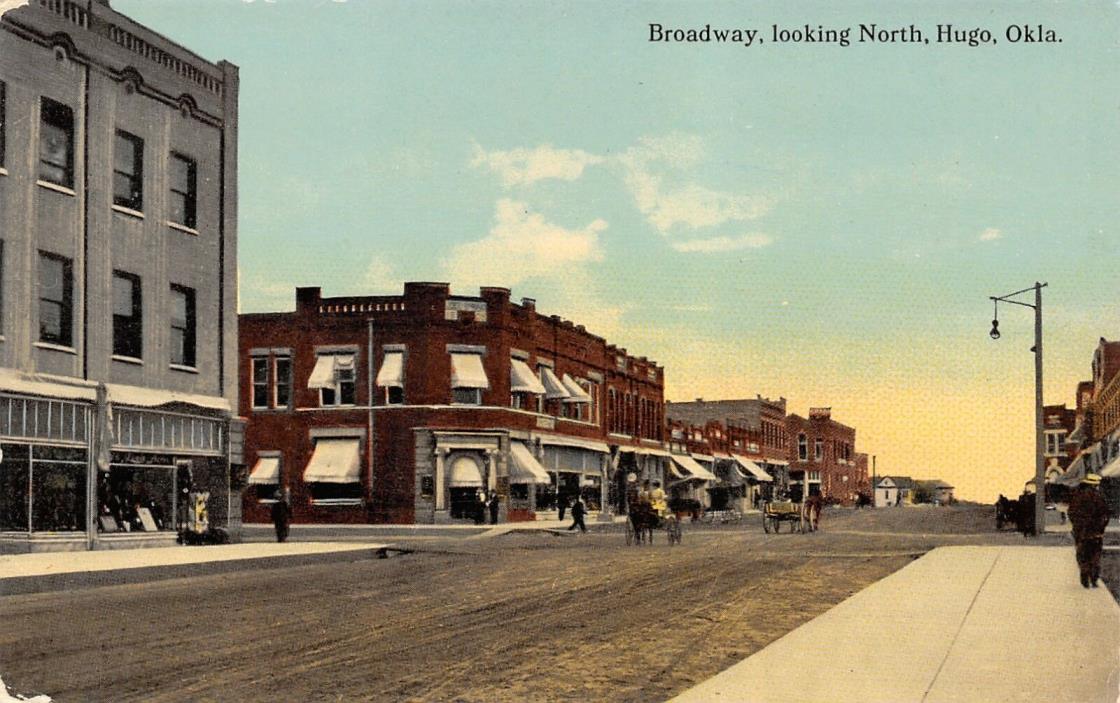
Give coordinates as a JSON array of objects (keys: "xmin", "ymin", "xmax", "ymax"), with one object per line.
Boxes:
[
  {"xmin": 0, "ymin": 1, "xmax": 240, "ymax": 552},
  {"xmin": 786, "ymin": 407, "xmax": 866, "ymax": 504},
  {"xmin": 239, "ymin": 283, "xmax": 666, "ymax": 524},
  {"xmin": 1058, "ymin": 338, "xmax": 1120, "ymax": 512}
]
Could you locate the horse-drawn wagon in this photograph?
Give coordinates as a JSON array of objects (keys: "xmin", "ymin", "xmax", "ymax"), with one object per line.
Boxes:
[
  {"xmin": 625, "ymin": 502, "xmax": 682, "ymax": 545},
  {"xmin": 762, "ymin": 500, "xmax": 804, "ymax": 533}
]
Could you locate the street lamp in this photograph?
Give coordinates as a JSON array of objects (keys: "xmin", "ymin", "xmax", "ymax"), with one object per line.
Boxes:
[{"xmin": 988, "ymin": 282, "xmax": 1047, "ymax": 536}]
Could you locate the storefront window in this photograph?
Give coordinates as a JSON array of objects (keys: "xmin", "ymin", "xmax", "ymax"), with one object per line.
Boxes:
[
  {"xmin": 0, "ymin": 443, "xmax": 30, "ymax": 531},
  {"xmin": 30, "ymin": 445, "xmax": 86, "ymax": 532},
  {"xmin": 98, "ymin": 464, "xmax": 176, "ymax": 532}
]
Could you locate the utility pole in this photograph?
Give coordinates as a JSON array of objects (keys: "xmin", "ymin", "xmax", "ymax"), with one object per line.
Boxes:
[{"xmin": 872, "ymin": 454, "xmax": 877, "ymax": 508}]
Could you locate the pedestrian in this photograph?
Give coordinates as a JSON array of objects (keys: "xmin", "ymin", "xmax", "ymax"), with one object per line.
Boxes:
[
  {"xmin": 1067, "ymin": 473, "xmax": 1111, "ymax": 589},
  {"xmin": 488, "ymin": 490, "xmax": 500, "ymax": 525},
  {"xmin": 474, "ymin": 489, "xmax": 487, "ymax": 525},
  {"xmin": 270, "ymin": 488, "xmax": 291, "ymax": 543},
  {"xmin": 568, "ymin": 495, "xmax": 587, "ymax": 532},
  {"xmin": 557, "ymin": 494, "xmax": 568, "ymax": 522}
]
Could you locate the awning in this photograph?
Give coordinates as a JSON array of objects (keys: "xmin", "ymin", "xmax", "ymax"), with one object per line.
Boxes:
[
  {"xmin": 536, "ymin": 434, "xmax": 609, "ymax": 453},
  {"xmin": 539, "ymin": 367, "xmax": 569, "ymax": 400},
  {"xmin": 762, "ymin": 458, "xmax": 789, "ymax": 466},
  {"xmin": 450, "ymin": 353, "xmax": 490, "ymax": 390},
  {"xmin": 1055, "ymin": 454, "xmax": 1087, "ymax": 487},
  {"xmin": 620, "ymin": 446, "xmax": 671, "ymax": 457},
  {"xmin": 376, "ymin": 352, "xmax": 404, "ymax": 388},
  {"xmin": 719, "ymin": 462, "xmax": 748, "ymax": 487},
  {"xmin": 511, "ymin": 359, "xmax": 546, "ymax": 394},
  {"xmin": 1100, "ymin": 454, "xmax": 1120, "ymax": 479},
  {"xmin": 248, "ymin": 456, "xmax": 280, "ymax": 485},
  {"xmin": 690, "ymin": 453, "xmax": 715, "ymax": 463},
  {"xmin": 670, "ymin": 454, "xmax": 718, "ymax": 482},
  {"xmin": 560, "ymin": 374, "xmax": 591, "ymax": 403},
  {"xmin": 308, "ymin": 354, "xmax": 353, "ymax": 390},
  {"xmin": 732, "ymin": 454, "xmax": 773, "ymax": 482},
  {"xmin": 106, "ymin": 383, "xmax": 231, "ymax": 412},
  {"xmin": 712, "ymin": 451, "xmax": 732, "ymax": 460},
  {"xmin": 303, "ymin": 438, "xmax": 361, "ymax": 483},
  {"xmin": 448, "ymin": 455, "xmax": 484, "ymax": 487},
  {"xmin": 509, "ymin": 442, "xmax": 551, "ymax": 484},
  {"xmin": 0, "ymin": 369, "xmax": 98, "ymax": 402}
]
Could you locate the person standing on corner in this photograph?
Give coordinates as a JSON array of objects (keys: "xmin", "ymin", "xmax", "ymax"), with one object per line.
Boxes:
[
  {"xmin": 488, "ymin": 490, "xmax": 500, "ymax": 525},
  {"xmin": 270, "ymin": 488, "xmax": 291, "ymax": 543},
  {"xmin": 1067, "ymin": 473, "xmax": 1112, "ymax": 588},
  {"xmin": 557, "ymin": 494, "xmax": 568, "ymax": 522},
  {"xmin": 568, "ymin": 495, "xmax": 587, "ymax": 533}
]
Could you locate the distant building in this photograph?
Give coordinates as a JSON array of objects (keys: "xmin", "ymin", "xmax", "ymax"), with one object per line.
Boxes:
[
  {"xmin": 239, "ymin": 284, "xmax": 666, "ymax": 525},
  {"xmin": 875, "ymin": 476, "xmax": 915, "ymax": 507},
  {"xmin": 0, "ymin": 1, "xmax": 240, "ymax": 552},
  {"xmin": 786, "ymin": 407, "xmax": 866, "ymax": 504}
]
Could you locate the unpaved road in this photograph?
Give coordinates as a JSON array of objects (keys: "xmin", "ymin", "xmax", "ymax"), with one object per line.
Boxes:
[{"xmin": 0, "ymin": 505, "xmax": 1092, "ymax": 702}]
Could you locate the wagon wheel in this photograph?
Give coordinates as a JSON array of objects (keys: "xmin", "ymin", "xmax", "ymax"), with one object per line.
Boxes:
[
  {"xmin": 625, "ymin": 518, "xmax": 635, "ymax": 546},
  {"xmin": 763, "ymin": 511, "xmax": 772, "ymax": 533}
]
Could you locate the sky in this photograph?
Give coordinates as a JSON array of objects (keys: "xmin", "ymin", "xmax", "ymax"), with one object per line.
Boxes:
[{"xmin": 115, "ymin": 0, "xmax": 1120, "ymax": 501}]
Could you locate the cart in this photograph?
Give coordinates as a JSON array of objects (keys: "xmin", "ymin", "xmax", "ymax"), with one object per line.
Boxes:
[{"xmin": 762, "ymin": 500, "xmax": 804, "ymax": 533}]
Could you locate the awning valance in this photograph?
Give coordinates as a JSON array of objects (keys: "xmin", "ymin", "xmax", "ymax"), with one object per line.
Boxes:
[
  {"xmin": 248, "ymin": 456, "xmax": 280, "ymax": 485},
  {"xmin": 448, "ymin": 455, "xmax": 484, "ymax": 487},
  {"xmin": 540, "ymin": 367, "xmax": 569, "ymax": 400},
  {"xmin": 509, "ymin": 442, "xmax": 551, "ymax": 484},
  {"xmin": 762, "ymin": 458, "xmax": 789, "ymax": 466},
  {"xmin": 536, "ymin": 434, "xmax": 609, "ymax": 453},
  {"xmin": 560, "ymin": 374, "xmax": 591, "ymax": 403},
  {"xmin": 376, "ymin": 352, "xmax": 404, "ymax": 388},
  {"xmin": 732, "ymin": 455, "xmax": 773, "ymax": 482},
  {"xmin": 511, "ymin": 359, "xmax": 547, "ymax": 394},
  {"xmin": 451, "ymin": 353, "xmax": 490, "ymax": 390},
  {"xmin": 0, "ymin": 370, "xmax": 97, "ymax": 402},
  {"xmin": 620, "ymin": 446, "xmax": 671, "ymax": 458},
  {"xmin": 307, "ymin": 354, "xmax": 353, "ymax": 390},
  {"xmin": 106, "ymin": 384, "xmax": 232, "ymax": 412},
  {"xmin": 670, "ymin": 454, "xmax": 718, "ymax": 482},
  {"xmin": 303, "ymin": 438, "xmax": 361, "ymax": 483},
  {"xmin": 712, "ymin": 451, "xmax": 732, "ymax": 460},
  {"xmin": 690, "ymin": 453, "xmax": 715, "ymax": 463}
]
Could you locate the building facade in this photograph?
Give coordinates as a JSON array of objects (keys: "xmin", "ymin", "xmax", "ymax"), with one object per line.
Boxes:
[
  {"xmin": 0, "ymin": 1, "xmax": 240, "ymax": 552},
  {"xmin": 239, "ymin": 283, "xmax": 667, "ymax": 525},
  {"xmin": 785, "ymin": 407, "xmax": 866, "ymax": 504}
]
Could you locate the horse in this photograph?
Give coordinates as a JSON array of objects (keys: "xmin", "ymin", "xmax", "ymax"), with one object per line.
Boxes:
[
  {"xmin": 628, "ymin": 502, "xmax": 658, "ymax": 545},
  {"xmin": 804, "ymin": 494, "xmax": 823, "ymax": 532},
  {"xmin": 995, "ymin": 494, "xmax": 1019, "ymax": 530}
]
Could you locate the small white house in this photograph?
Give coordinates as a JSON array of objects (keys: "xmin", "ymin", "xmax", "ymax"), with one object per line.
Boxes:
[{"xmin": 875, "ymin": 476, "xmax": 915, "ymax": 507}]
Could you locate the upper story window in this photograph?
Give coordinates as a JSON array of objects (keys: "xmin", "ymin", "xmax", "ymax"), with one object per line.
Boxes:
[
  {"xmin": 450, "ymin": 352, "xmax": 488, "ymax": 405},
  {"xmin": 38, "ymin": 252, "xmax": 73, "ymax": 347},
  {"xmin": 274, "ymin": 356, "xmax": 292, "ymax": 407},
  {"xmin": 376, "ymin": 350, "xmax": 405, "ymax": 405},
  {"xmin": 814, "ymin": 438, "xmax": 824, "ymax": 462},
  {"xmin": 112, "ymin": 271, "xmax": 142, "ymax": 359},
  {"xmin": 113, "ymin": 130, "xmax": 144, "ymax": 211},
  {"xmin": 1044, "ymin": 431, "xmax": 1067, "ymax": 456},
  {"xmin": 251, "ymin": 357, "xmax": 269, "ymax": 409},
  {"xmin": 169, "ymin": 285, "xmax": 196, "ymax": 367},
  {"xmin": 309, "ymin": 352, "xmax": 356, "ymax": 407},
  {"xmin": 169, "ymin": 152, "xmax": 197, "ymax": 229},
  {"xmin": 251, "ymin": 353, "xmax": 293, "ymax": 410},
  {"xmin": 39, "ymin": 98, "xmax": 74, "ymax": 189},
  {"xmin": 510, "ymin": 357, "xmax": 545, "ymax": 410},
  {"xmin": 797, "ymin": 433, "xmax": 808, "ymax": 461}
]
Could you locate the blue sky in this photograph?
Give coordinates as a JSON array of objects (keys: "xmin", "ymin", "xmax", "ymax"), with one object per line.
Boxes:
[{"xmin": 116, "ymin": 0, "xmax": 1120, "ymax": 499}]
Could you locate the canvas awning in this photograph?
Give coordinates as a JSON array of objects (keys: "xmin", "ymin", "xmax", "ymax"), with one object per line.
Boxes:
[
  {"xmin": 620, "ymin": 446, "xmax": 671, "ymax": 457},
  {"xmin": 450, "ymin": 353, "xmax": 490, "ymax": 390},
  {"xmin": 536, "ymin": 434, "xmax": 609, "ymax": 454},
  {"xmin": 307, "ymin": 354, "xmax": 353, "ymax": 390},
  {"xmin": 248, "ymin": 456, "xmax": 280, "ymax": 485},
  {"xmin": 690, "ymin": 453, "xmax": 715, "ymax": 463},
  {"xmin": 105, "ymin": 383, "xmax": 231, "ymax": 412},
  {"xmin": 539, "ymin": 367, "xmax": 569, "ymax": 400},
  {"xmin": 0, "ymin": 369, "xmax": 98, "ymax": 402},
  {"xmin": 1100, "ymin": 454, "xmax": 1120, "ymax": 479},
  {"xmin": 762, "ymin": 458, "xmax": 789, "ymax": 466},
  {"xmin": 509, "ymin": 442, "xmax": 551, "ymax": 484},
  {"xmin": 448, "ymin": 455, "xmax": 484, "ymax": 487},
  {"xmin": 560, "ymin": 374, "xmax": 591, "ymax": 403},
  {"xmin": 670, "ymin": 454, "xmax": 718, "ymax": 482},
  {"xmin": 375, "ymin": 352, "xmax": 404, "ymax": 388},
  {"xmin": 511, "ymin": 359, "xmax": 547, "ymax": 394},
  {"xmin": 732, "ymin": 454, "xmax": 773, "ymax": 482},
  {"xmin": 303, "ymin": 438, "xmax": 361, "ymax": 483},
  {"xmin": 1055, "ymin": 454, "xmax": 1087, "ymax": 487}
]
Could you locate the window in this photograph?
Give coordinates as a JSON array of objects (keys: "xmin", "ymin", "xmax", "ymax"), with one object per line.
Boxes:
[
  {"xmin": 39, "ymin": 98, "xmax": 74, "ymax": 188},
  {"xmin": 38, "ymin": 252, "xmax": 73, "ymax": 346},
  {"xmin": 814, "ymin": 439, "xmax": 824, "ymax": 462},
  {"xmin": 274, "ymin": 356, "xmax": 292, "ymax": 407},
  {"xmin": 169, "ymin": 285, "xmax": 196, "ymax": 367},
  {"xmin": 320, "ymin": 357, "xmax": 355, "ymax": 406},
  {"xmin": 0, "ymin": 81, "xmax": 6, "ymax": 168},
  {"xmin": 797, "ymin": 433, "xmax": 808, "ymax": 461},
  {"xmin": 451, "ymin": 387, "xmax": 481, "ymax": 405},
  {"xmin": 1045, "ymin": 431, "xmax": 1067, "ymax": 456},
  {"xmin": 251, "ymin": 357, "xmax": 269, "ymax": 409},
  {"xmin": 386, "ymin": 386, "xmax": 404, "ymax": 405},
  {"xmin": 111, "ymin": 271, "xmax": 142, "ymax": 358},
  {"xmin": 169, "ymin": 152, "xmax": 197, "ymax": 228},
  {"xmin": 113, "ymin": 130, "xmax": 143, "ymax": 211},
  {"xmin": 0, "ymin": 240, "xmax": 4, "ymax": 334}
]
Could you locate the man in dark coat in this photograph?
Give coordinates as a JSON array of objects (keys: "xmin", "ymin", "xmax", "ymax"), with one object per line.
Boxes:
[
  {"xmin": 270, "ymin": 489, "xmax": 291, "ymax": 543},
  {"xmin": 568, "ymin": 496, "xmax": 587, "ymax": 532},
  {"xmin": 488, "ymin": 490, "xmax": 500, "ymax": 525},
  {"xmin": 1067, "ymin": 473, "xmax": 1111, "ymax": 588}
]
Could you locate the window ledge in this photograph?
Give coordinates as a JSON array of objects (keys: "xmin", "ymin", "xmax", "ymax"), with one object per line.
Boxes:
[
  {"xmin": 112, "ymin": 354, "xmax": 143, "ymax": 366},
  {"xmin": 36, "ymin": 180, "xmax": 76, "ymax": 196},
  {"xmin": 34, "ymin": 341, "xmax": 77, "ymax": 355},
  {"xmin": 111, "ymin": 204, "xmax": 145, "ymax": 220},
  {"xmin": 167, "ymin": 221, "xmax": 199, "ymax": 236},
  {"xmin": 318, "ymin": 404, "xmax": 357, "ymax": 409},
  {"xmin": 310, "ymin": 498, "xmax": 363, "ymax": 507},
  {"xmin": 169, "ymin": 363, "xmax": 199, "ymax": 374}
]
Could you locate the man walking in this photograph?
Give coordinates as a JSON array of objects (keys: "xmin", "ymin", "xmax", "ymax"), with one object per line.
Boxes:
[
  {"xmin": 270, "ymin": 488, "xmax": 291, "ymax": 543},
  {"xmin": 1067, "ymin": 473, "xmax": 1111, "ymax": 588},
  {"xmin": 568, "ymin": 495, "xmax": 587, "ymax": 533}
]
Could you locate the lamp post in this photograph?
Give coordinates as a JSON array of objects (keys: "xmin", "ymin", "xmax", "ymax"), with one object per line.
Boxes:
[{"xmin": 988, "ymin": 282, "xmax": 1047, "ymax": 536}]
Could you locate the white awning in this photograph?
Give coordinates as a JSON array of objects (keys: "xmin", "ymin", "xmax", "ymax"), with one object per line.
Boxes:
[
  {"xmin": 376, "ymin": 352, "xmax": 404, "ymax": 388},
  {"xmin": 0, "ymin": 369, "xmax": 98, "ymax": 402},
  {"xmin": 560, "ymin": 374, "xmax": 591, "ymax": 403},
  {"xmin": 448, "ymin": 455, "xmax": 484, "ymax": 487},
  {"xmin": 1100, "ymin": 454, "xmax": 1120, "ymax": 479},
  {"xmin": 1055, "ymin": 454, "xmax": 1087, "ymax": 487},
  {"xmin": 248, "ymin": 456, "xmax": 280, "ymax": 485},
  {"xmin": 539, "ymin": 367, "xmax": 570, "ymax": 400},
  {"xmin": 690, "ymin": 453, "xmax": 715, "ymax": 463},
  {"xmin": 509, "ymin": 442, "xmax": 551, "ymax": 484},
  {"xmin": 307, "ymin": 355, "xmax": 338, "ymax": 390},
  {"xmin": 536, "ymin": 434, "xmax": 609, "ymax": 453},
  {"xmin": 511, "ymin": 359, "xmax": 547, "ymax": 394},
  {"xmin": 450, "ymin": 353, "xmax": 490, "ymax": 390},
  {"xmin": 732, "ymin": 454, "xmax": 773, "ymax": 482},
  {"xmin": 303, "ymin": 438, "xmax": 361, "ymax": 483},
  {"xmin": 671, "ymin": 454, "xmax": 718, "ymax": 482},
  {"xmin": 620, "ymin": 446, "xmax": 671, "ymax": 457},
  {"xmin": 106, "ymin": 383, "xmax": 231, "ymax": 412},
  {"xmin": 667, "ymin": 461, "xmax": 687, "ymax": 479},
  {"xmin": 762, "ymin": 458, "xmax": 790, "ymax": 466}
]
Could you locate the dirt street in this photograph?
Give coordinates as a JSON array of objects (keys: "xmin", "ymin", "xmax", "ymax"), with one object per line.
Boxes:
[{"xmin": 0, "ymin": 505, "xmax": 1096, "ymax": 703}]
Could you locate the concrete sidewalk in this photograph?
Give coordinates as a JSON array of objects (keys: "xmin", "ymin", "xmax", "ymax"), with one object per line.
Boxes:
[
  {"xmin": 0, "ymin": 542, "xmax": 389, "ymax": 596},
  {"xmin": 670, "ymin": 546, "xmax": 1120, "ymax": 703}
]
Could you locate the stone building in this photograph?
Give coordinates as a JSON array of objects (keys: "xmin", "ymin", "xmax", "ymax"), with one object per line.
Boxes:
[{"xmin": 0, "ymin": 0, "xmax": 240, "ymax": 552}]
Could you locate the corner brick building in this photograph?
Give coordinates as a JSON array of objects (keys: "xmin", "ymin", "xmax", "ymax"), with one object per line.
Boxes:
[
  {"xmin": 239, "ymin": 283, "xmax": 669, "ymax": 524},
  {"xmin": 785, "ymin": 407, "xmax": 866, "ymax": 504}
]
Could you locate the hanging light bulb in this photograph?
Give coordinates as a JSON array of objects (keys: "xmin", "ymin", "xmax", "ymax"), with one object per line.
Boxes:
[{"xmin": 989, "ymin": 300, "xmax": 1000, "ymax": 340}]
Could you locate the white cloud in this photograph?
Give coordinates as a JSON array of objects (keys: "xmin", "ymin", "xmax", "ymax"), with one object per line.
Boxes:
[
  {"xmin": 979, "ymin": 227, "xmax": 1003, "ymax": 241},
  {"xmin": 442, "ymin": 199, "xmax": 606, "ymax": 289},
  {"xmin": 362, "ymin": 255, "xmax": 404, "ymax": 293},
  {"xmin": 471, "ymin": 143, "xmax": 604, "ymax": 188},
  {"xmin": 670, "ymin": 233, "xmax": 774, "ymax": 253}
]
